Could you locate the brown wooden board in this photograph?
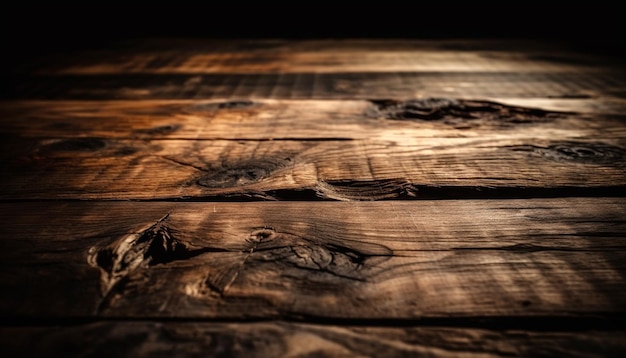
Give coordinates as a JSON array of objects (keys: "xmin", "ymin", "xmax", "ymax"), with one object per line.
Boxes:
[
  {"xmin": 1, "ymin": 136, "xmax": 625, "ymax": 200},
  {"xmin": 2, "ymin": 99, "xmax": 626, "ymax": 140},
  {"xmin": 1, "ymin": 199, "xmax": 625, "ymax": 320},
  {"xmin": 2, "ymin": 322, "xmax": 625, "ymax": 357}
]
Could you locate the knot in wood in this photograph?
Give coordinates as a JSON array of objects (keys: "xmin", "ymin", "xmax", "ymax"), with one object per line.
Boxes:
[
  {"xmin": 196, "ymin": 160, "xmax": 287, "ymax": 188},
  {"xmin": 547, "ymin": 142, "xmax": 626, "ymax": 163},
  {"xmin": 248, "ymin": 228, "xmax": 276, "ymax": 243},
  {"xmin": 368, "ymin": 98, "xmax": 563, "ymax": 128}
]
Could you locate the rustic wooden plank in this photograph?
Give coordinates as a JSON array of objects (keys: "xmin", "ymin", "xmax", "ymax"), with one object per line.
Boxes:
[
  {"xmin": 2, "ymin": 321, "xmax": 625, "ymax": 357},
  {"xmin": 4, "ymin": 71, "xmax": 626, "ymax": 100},
  {"xmin": 2, "ymin": 99, "xmax": 626, "ymax": 141},
  {"xmin": 1, "ymin": 37, "xmax": 625, "ymax": 357},
  {"xmin": 1, "ymin": 136, "xmax": 625, "ymax": 200},
  {"xmin": 1, "ymin": 199, "xmax": 625, "ymax": 319}
]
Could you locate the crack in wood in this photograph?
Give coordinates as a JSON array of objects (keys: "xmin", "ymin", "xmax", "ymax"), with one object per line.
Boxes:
[
  {"xmin": 122, "ymin": 185, "xmax": 626, "ymax": 202},
  {"xmin": 156, "ymin": 155, "xmax": 208, "ymax": 172},
  {"xmin": 87, "ymin": 213, "xmax": 221, "ymax": 312},
  {"xmin": 315, "ymin": 179, "xmax": 417, "ymax": 201},
  {"xmin": 196, "ymin": 158, "xmax": 292, "ymax": 189},
  {"xmin": 201, "ymin": 227, "xmax": 393, "ymax": 297},
  {"xmin": 367, "ymin": 98, "xmax": 568, "ymax": 129},
  {"xmin": 206, "ymin": 227, "xmax": 275, "ymax": 297},
  {"xmin": 81, "ymin": 222, "xmax": 388, "ymax": 300},
  {"xmin": 249, "ymin": 229, "xmax": 392, "ymax": 283}
]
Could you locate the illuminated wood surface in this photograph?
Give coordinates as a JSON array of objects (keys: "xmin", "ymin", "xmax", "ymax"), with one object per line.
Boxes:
[{"xmin": 1, "ymin": 39, "xmax": 625, "ymax": 356}]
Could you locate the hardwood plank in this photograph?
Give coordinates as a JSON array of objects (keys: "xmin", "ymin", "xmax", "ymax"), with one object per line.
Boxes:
[
  {"xmin": 2, "ymin": 99, "xmax": 626, "ymax": 141},
  {"xmin": 4, "ymin": 72, "xmax": 626, "ymax": 100},
  {"xmin": 1, "ymin": 199, "xmax": 625, "ymax": 319},
  {"xmin": 2, "ymin": 322, "xmax": 624, "ymax": 357},
  {"xmin": 1, "ymin": 136, "xmax": 625, "ymax": 200}
]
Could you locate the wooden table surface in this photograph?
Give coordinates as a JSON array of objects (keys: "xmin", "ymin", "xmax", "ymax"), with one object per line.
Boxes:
[{"xmin": 1, "ymin": 38, "xmax": 626, "ymax": 357}]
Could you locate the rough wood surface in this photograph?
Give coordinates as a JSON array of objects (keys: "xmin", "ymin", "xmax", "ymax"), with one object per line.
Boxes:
[
  {"xmin": 2, "ymin": 322, "xmax": 625, "ymax": 358},
  {"xmin": 3, "ymin": 38, "xmax": 626, "ymax": 356},
  {"xmin": 2, "ymin": 99, "xmax": 626, "ymax": 140},
  {"xmin": 1, "ymin": 199, "xmax": 625, "ymax": 319},
  {"xmin": 2, "ymin": 136, "xmax": 624, "ymax": 200}
]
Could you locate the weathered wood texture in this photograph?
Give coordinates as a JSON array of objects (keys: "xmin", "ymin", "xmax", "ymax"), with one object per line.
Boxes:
[
  {"xmin": 2, "ymin": 322, "xmax": 625, "ymax": 358},
  {"xmin": 2, "ymin": 99, "xmax": 626, "ymax": 140},
  {"xmin": 2, "ymin": 39, "xmax": 626, "ymax": 356},
  {"xmin": 2, "ymin": 199, "xmax": 625, "ymax": 320},
  {"xmin": 1, "ymin": 97, "xmax": 625, "ymax": 200},
  {"xmin": 2, "ymin": 136, "xmax": 624, "ymax": 200}
]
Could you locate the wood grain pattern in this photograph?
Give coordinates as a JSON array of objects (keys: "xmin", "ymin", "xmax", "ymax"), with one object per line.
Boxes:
[
  {"xmin": 2, "ymin": 99, "xmax": 626, "ymax": 140},
  {"xmin": 2, "ymin": 322, "xmax": 625, "ymax": 358},
  {"xmin": 3, "ymin": 38, "xmax": 626, "ymax": 356},
  {"xmin": 5, "ymin": 72, "xmax": 626, "ymax": 100},
  {"xmin": 2, "ymin": 136, "xmax": 624, "ymax": 200},
  {"xmin": 1, "ymin": 199, "xmax": 625, "ymax": 319}
]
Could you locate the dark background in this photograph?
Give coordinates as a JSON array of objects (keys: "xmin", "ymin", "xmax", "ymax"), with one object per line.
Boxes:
[{"xmin": 2, "ymin": 2, "xmax": 624, "ymax": 64}]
